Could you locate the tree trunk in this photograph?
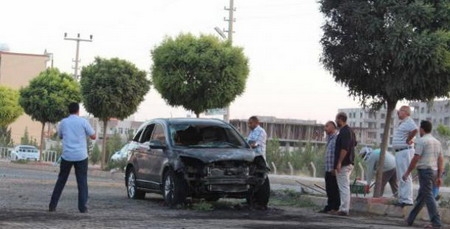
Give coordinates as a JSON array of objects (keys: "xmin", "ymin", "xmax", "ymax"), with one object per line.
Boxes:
[
  {"xmin": 373, "ymin": 100, "xmax": 397, "ymax": 197},
  {"xmin": 101, "ymin": 119, "xmax": 109, "ymax": 170},
  {"xmin": 195, "ymin": 112, "xmax": 200, "ymax": 118},
  {"xmin": 39, "ymin": 122, "xmax": 45, "ymax": 162}
]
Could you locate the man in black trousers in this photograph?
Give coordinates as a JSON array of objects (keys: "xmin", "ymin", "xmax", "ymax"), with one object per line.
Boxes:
[{"xmin": 319, "ymin": 121, "xmax": 340, "ymax": 213}]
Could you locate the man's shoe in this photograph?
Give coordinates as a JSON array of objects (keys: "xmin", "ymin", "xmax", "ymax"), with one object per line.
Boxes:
[
  {"xmin": 49, "ymin": 207, "xmax": 56, "ymax": 212},
  {"xmin": 80, "ymin": 209, "xmax": 88, "ymax": 213},
  {"xmin": 328, "ymin": 210, "xmax": 338, "ymax": 214},
  {"xmin": 336, "ymin": 211, "xmax": 349, "ymax": 216}
]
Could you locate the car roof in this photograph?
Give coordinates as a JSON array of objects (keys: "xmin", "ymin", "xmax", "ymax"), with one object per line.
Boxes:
[{"xmin": 142, "ymin": 118, "xmax": 229, "ymax": 127}]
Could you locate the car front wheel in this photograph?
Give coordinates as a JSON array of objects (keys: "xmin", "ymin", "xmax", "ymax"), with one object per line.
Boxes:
[
  {"xmin": 163, "ymin": 169, "xmax": 187, "ymax": 207},
  {"xmin": 126, "ymin": 168, "xmax": 145, "ymax": 199}
]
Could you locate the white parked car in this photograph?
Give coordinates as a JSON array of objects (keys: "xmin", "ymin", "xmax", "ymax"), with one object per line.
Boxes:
[
  {"xmin": 110, "ymin": 143, "xmax": 132, "ymax": 161},
  {"xmin": 11, "ymin": 145, "xmax": 39, "ymax": 161}
]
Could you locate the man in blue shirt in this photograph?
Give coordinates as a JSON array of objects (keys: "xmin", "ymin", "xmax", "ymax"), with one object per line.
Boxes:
[
  {"xmin": 247, "ymin": 116, "xmax": 267, "ymax": 159},
  {"xmin": 49, "ymin": 103, "xmax": 96, "ymax": 213}
]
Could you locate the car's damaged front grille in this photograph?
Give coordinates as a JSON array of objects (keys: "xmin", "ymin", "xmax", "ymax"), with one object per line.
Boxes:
[
  {"xmin": 206, "ymin": 161, "xmax": 250, "ymax": 177},
  {"xmin": 181, "ymin": 159, "xmax": 253, "ymax": 193}
]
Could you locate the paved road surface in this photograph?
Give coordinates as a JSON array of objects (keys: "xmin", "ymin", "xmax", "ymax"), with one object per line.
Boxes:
[{"xmin": 0, "ymin": 161, "xmax": 429, "ymax": 229}]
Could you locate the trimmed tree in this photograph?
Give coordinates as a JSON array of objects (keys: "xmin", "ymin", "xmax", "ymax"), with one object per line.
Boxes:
[
  {"xmin": 151, "ymin": 33, "xmax": 249, "ymax": 117},
  {"xmin": 319, "ymin": 0, "xmax": 450, "ymax": 197},
  {"xmin": 80, "ymin": 57, "xmax": 150, "ymax": 170},
  {"xmin": 19, "ymin": 68, "xmax": 81, "ymax": 160},
  {"xmin": 0, "ymin": 86, "xmax": 23, "ymax": 147}
]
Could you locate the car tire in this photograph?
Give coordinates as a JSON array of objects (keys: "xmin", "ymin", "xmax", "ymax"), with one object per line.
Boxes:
[
  {"xmin": 248, "ymin": 176, "xmax": 270, "ymax": 208},
  {"xmin": 163, "ymin": 169, "xmax": 187, "ymax": 207},
  {"xmin": 126, "ymin": 168, "xmax": 145, "ymax": 199}
]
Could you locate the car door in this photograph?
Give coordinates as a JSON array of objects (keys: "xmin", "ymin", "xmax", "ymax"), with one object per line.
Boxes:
[
  {"xmin": 134, "ymin": 123, "xmax": 155, "ymax": 189},
  {"xmin": 147, "ymin": 123, "xmax": 169, "ymax": 186}
]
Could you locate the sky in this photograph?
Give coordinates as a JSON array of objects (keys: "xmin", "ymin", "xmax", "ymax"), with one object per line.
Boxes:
[{"xmin": 1, "ymin": 0, "xmax": 364, "ymax": 124}]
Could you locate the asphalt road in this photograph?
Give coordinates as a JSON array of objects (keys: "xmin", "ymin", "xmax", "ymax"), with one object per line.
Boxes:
[{"xmin": 0, "ymin": 161, "xmax": 421, "ymax": 229}]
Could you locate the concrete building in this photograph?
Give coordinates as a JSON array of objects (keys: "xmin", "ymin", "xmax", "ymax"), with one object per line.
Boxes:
[
  {"xmin": 0, "ymin": 51, "xmax": 50, "ymax": 144},
  {"xmin": 338, "ymin": 107, "xmax": 397, "ymax": 147},
  {"xmin": 410, "ymin": 100, "xmax": 450, "ymax": 156},
  {"xmin": 86, "ymin": 116, "xmax": 143, "ymax": 142},
  {"xmin": 230, "ymin": 116, "xmax": 325, "ymax": 151}
]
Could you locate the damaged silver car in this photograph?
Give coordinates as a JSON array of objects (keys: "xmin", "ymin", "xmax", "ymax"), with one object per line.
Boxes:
[{"xmin": 125, "ymin": 118, "xmax": 270, "ymax": 207}]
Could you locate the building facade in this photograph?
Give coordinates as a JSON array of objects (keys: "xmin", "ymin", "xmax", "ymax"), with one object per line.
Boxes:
[
  {"xmin": 230, "ymin": 116, "xmax": 325, "ymax": 150},
  {"xmin": 338, "ymin": 107, "xmax": 397, "ymax": 147},
  {"xmin": 0, "ymin": 51, "xmax": 49, "ymax": 144}
]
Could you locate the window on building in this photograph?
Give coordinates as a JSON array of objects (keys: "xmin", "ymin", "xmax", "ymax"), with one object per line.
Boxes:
[{"xmin": 381, "ymin": 113, "xmax": 386, "ymax": 119}]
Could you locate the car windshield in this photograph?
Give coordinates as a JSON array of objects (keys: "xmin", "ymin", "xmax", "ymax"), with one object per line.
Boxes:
[{"xmin": 169, "ymin": 123, "xmax": 248, "ymax": 148}]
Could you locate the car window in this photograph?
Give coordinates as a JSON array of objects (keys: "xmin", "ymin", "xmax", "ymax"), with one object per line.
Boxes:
[
  {"xmin": 132, "ymin": 129, "xmax": 144, "ymax": 142},
  {"xmin": 170, "ymin": 124, "xmax": 248, "ymax": 148},
  {"xmin": 139, "ymin": 124, "xmax": 155, "ymax": 143},
  {"xmin": 150, "ymin": 124, "xmax": 167, "ymax": 146}
]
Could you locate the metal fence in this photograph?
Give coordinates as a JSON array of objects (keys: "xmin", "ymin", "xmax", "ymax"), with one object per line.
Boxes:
[{"xmin": 0, "ymin": 147, "xmax": 60, "ymax": 163}]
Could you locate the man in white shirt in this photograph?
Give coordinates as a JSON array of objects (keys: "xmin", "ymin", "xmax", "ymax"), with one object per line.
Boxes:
[{"xmin": 359, "ymin": 147, "xmax": 398, "ymax": 197}]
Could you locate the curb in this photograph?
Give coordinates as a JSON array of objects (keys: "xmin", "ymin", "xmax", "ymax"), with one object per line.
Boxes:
[{"xmin": 304, "ymin": 195, "xmax": 450, "ymax": 224}]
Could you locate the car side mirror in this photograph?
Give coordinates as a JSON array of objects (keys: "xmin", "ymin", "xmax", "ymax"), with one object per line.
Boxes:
[{"xmin": 149, "ymin": 140, "xmax": 167, "ymax": 150}]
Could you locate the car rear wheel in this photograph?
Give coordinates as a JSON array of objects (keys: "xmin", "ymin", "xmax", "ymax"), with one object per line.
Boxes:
[
  {"xmin": 163, "ymin": 169, "xmax": 187, "ymax": 207},
  {"xmin": 126, "ymin": 168, "xmax": 145, "ymax": 199}
]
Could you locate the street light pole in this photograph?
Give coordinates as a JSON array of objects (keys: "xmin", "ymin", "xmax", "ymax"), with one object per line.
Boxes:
[{"xmin": 64, "ymin": 33, "xmax": 93, "ymax": 80}]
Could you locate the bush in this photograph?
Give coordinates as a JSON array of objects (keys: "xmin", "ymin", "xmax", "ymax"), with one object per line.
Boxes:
[
  {"xmin": 266, "ymin": 139, "xmax": 325, "ymax": 176},
  {"xmin": 90, "ymin": 143, "xmax": 101, "ymax": 165}
]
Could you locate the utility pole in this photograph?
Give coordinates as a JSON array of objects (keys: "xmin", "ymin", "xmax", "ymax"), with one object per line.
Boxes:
[
  {"xmin": 223, "ymin": 0, "xmax": 235, "ymax": 122},
  {"xmin": 64, "ymin": 33, "xmax": 93, "ymax": 80},
  {"xmin": 44, "ymin": 49, "xmax": 53, "ymax": 68}
]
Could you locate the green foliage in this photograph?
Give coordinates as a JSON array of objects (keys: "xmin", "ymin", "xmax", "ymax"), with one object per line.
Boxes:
[
  {"xmin": 437, "ymin": 124, "xmax": 450, "ymax": 138},
  {"xmin": 319, "ymin": 0, "xmax": 450, "ymax": 106},
  {"xmin": 80, "ymin": 57, "xmax": 151, "ymax": 121},
  {"xmin": 20, "ymin": 127, "xmax": 38, "ymax": 147},
  {"xmin": 90, "ymin": 143, "xmax": 101, "ymax": 165},
  {"xmin": 0, "ymin": 86, "xmax": 23, "ymax": 127},
  {"xmin": 319, "ymin": 0, "xmax": 450, "ymax": 197},
  {"xmin": 266, "ymin": 139, "xmax": 325, "ymax": 176},
  {"xmin": 0, "ymin": 126, "xmax": 14, "ymax": 147},
  {"xmin": 444, "ymin": 162, "xmax": 450, "ymax": 187},
  {"xmin": 269, "ymin": 189, "xmax": 316, "ymax": 208},
  {"xmin": 106, "ymin": 132, "xmax": 124, "ymax": 160},
  {"xmin": 127, "ymin": 129, "xmax": 134, "ymax": 141},
  {"xmin": 80, "ymin": 57, "xmax": 150, "ymax": 169},
  {"xmin": 191, "ymin": 201, "xmax": 214, "ymax": 211},
  {"xmin": 19, "ymin": 68, "xmax": 81, "ymax": 124},
  {"xmin": 151, "ymin": 33, "xmax": 249, "ymax": 116}
]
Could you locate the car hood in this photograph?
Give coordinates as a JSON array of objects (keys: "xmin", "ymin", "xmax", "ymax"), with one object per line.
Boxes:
[{"xmin": 176, "ymin": 148, "xmax": 257, "ymax": 163}]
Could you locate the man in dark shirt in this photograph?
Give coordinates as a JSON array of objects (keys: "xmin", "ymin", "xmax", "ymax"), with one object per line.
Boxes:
[{"xmin": 334, "ymin": 112, "xmax": 356, "ymax": 216}]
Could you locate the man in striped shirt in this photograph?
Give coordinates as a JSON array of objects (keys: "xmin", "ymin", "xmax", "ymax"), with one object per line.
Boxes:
[
  {"xmin": 319, "ymin": 121, "xmax": 340, "ymax": 213},
  {"xmin": 392, "ymin": 105, "xmax": 417, "ymax": 207}
]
